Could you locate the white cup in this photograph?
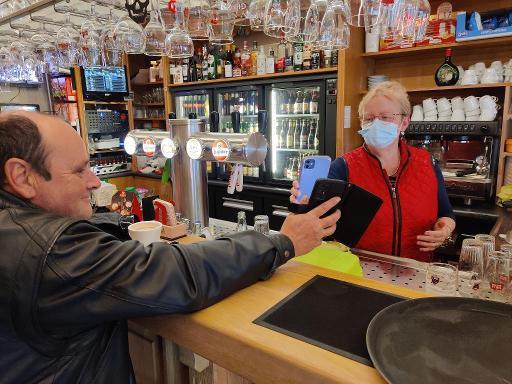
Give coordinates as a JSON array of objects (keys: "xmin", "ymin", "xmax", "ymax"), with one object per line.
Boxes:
[
  {"xmin": 464, "ymin": 96, "xmax": 479, "ymax": 112},
  {"xmin": 436, "ymin": 97, "xmax": 451, "ymax": 112},
  {"xmin": 438, "ymin": 113, "xmax": 452, "ymax": 121},
  {"xmin": 424, "ymin": 115, "xmax": 438, "ymax": 121},
  {"xmin": 479, "ymin": 95, "xmax": 498, "ymax": 110},
  {"xmin": 451, "ymin": 97, "xmax": 464, "ymax": 110},
  {"xmin": 411, "ymin": 110, "xmax": 424, "ymax": 121},
  {"xmin": 490, "ymin": 60, "xmax": 503, "ymax": 72},
  {"xmin": 128, "ymin": 220, "xmax": 163, "ymax": 246},
  {"xmin": 422, "ymin": 98, "xmax": 437, "ymax": 112},
  {"xmin": 461, "ymin": 69, "xmax": 478, "ymax": 85},
  {"xmin": 480, "ymin": 68, "xmax": 500, "ymax": 84},
  {"xmin": 451, "ymin": 109, "xmax": 465, "ymax": 121},
  {"xmin": 480, "ymin": 108, "xmax": 497, "ymax": 121}
]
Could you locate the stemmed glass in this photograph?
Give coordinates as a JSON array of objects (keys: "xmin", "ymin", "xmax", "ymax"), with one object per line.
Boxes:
[
  {"xmin": 31, "ymin": 23, "xmax": 59, "ymax": 75},
  {"xmin": 188, "ymin": 0, "xmax": 211, "ymax": 39},
  {"xmin": 101, "ymin": 10, "xmax": 123, "ymax": 66},
  {"xmin": 286, "ymin": 1, "xmax": 321, "ymax": 44},
  {"xmin": 458, "ymin": 238, "xmax": 484, "ymax": 298},
  {"xmin": 343, "ymin": 0, "xmax": 382, "ymax": 30},
  {"xmin": 209, "ymin": 0, "xmax": 236, "ymax": 45},
  {"xmin": 143, "ymin": 0, "xmax": 166, "ymax": 56},
  {"xmin": 80, "ymin": 2, "xmax": 102, "ymax": 66},
  {"xmin": 56, "ymin": 12, "xmax": 81, "ymax": 68},
  {"xmin": 114, "ymin": 13, "xmax": 145, "ymax": 55},
  {"xmin": 164, "ymin": 0, "xmax": 194, "ymax": 58},
  {"xmin": 247, "ymin": 0, "xmax": 266, "ymax": 31},
  {"xmin": 263, "ymin": 0, "xmax": 299, "ymax": 38},
  {"xmin": 318, "ymin": 0, "xmax": 350, "ymax": 49}
]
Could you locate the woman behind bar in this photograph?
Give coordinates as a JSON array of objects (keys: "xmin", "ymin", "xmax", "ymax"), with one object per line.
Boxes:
[{"xmin": 291, "ymin": 81, "xmax": 456, "ymax": 262}]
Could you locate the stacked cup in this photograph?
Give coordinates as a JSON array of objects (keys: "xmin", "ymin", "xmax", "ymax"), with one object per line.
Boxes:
[
  {"xmin": 436, "ymin": 97, "xmax": 452, "ymax": 121},
  {"xmin": 464, "ymin": 96, "xmax": 480, "ymax": 121},
  {"xmin": 460, "ymin": 69, "xmax": 478, "ymax": 85},
  {"xmin": 411, "ymin": 104, "xmax": 424, "ymax": 121},
  {"xmin": 505, "ymin": 59, "xmax": 512, "ymax": 82},
  {"xmin": 451, "ymin": 96, "xmax": 465, "ymax": 121},
  {"xmin": 422, "ymin": 98, "xmax": 437, "ymax": 121},
  {"xmin": 479, "ymin": 95, "xmax": 498, "ymax": 121}
]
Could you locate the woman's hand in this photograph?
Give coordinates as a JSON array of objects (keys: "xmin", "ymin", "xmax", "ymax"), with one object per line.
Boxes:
[
  {"xmin": 417, "ymin": 217, "xmax": 455, "ymax": 252},
  {"xmin": 290, "ymin": 180, "xmax": 309, "ymax": 205}
]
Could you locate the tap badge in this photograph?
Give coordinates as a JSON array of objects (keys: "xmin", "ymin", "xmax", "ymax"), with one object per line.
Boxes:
[
  {"xmin": 142, "ymin": 137, "xmax": 156, "ymax": 157},
  {"xmin": 212, "ymin": 139, "xmax": 230, "ymax": 162}
]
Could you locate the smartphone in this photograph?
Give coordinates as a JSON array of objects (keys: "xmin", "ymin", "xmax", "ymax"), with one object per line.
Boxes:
[
  {"xmin": 307, "ymin": 178, "xmax": 383, "ymax": 247},
  {"xmin": 297, "ymin": 155, "xmax": 331, "ymax": 202}
]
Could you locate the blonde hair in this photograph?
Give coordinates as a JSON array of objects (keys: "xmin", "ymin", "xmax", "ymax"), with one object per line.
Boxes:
[{"xmin": 359, "ymin": 81, "xmax": 411, "ymax": 117}]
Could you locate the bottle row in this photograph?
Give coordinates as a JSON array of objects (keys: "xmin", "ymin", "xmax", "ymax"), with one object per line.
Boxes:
[
  {"xmin": 219, "ymin": 91, "xmax": 258, "ymax": 116},
  {"xmin": 279, "ymin": 153, "xmax": 319, "ymax": 180},
  {"xmin": 220, "ymin": 121, "xmax": 259, "ymax": 134},
  {"xmin": 178, "ymin": 95, "xmax": 209, "ymax": 117},
  {"xmin": 275, "ymin": 89, "xmax": 319, "ymax": 115},
  {"xmin": 275, "ymin": 118, "xmax": 319, "ymax": 150},
  {"xmin": 169, "ymin": 40, "xmax": 339, "ymax": 84}
]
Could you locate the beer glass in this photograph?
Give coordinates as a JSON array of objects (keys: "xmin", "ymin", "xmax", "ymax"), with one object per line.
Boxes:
[
  {"xmin": 425, "ymin": 262, "xmax": 457, "ymax": 296},
  {"xmin": 253, "ymin": 215, "xmax": 270, "ymax": 235},
  {"xmin": 484, "ymin": 251, "xmax": 510, "ymax": 303},
  {"xmin": 458, "ymin": 238, "xmax": 484, "ymax": 298},
  {"xmin": 475, "ymin": 234, "xmax": 495, "ymax": 268}
]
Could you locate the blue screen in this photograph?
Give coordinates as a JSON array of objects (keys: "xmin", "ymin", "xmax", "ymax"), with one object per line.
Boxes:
[{"xmin": 83, "ymin": 67, "xmax": 127, "ymax": 94}]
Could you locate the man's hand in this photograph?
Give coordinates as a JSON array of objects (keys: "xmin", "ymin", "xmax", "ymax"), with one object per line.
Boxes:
[
  {"xmin": 280, "ymin": 196, "xmax": 341, "ymax": 256},
  {"xmin": 417, "ymin": 218, "xmax": 455, "ymax": 252},
  {"xmin": 290, "ymin": 180, "xmax": 309, "ymax": 205}
]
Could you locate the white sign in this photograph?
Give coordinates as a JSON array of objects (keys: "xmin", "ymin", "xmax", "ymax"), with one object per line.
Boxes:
[
  {"xmin": 161, "ymin": 138, "xmax": 178, "ymax": 159},
  {"xmin": 186, "ymin": 138, "xmax": 203, "ymax": 160},
  {"xmin": 124, "ymin": 135, "xmax": 137, "ymax": 155}
]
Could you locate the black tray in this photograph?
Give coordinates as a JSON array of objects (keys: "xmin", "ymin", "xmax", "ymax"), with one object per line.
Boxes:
[{"xmin": 254, "ymin": 275, "xmax": 404, "ymax": 366}]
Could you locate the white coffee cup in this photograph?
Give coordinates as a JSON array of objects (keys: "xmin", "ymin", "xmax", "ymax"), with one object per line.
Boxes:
[
  {"xmin": 480, "ymin": 68, "xmax": 499, "ymax": 84},
  {"xmin": 451, "ymin": 109, "xmax": 465, "ymax": 121},
  {"xmin": 436, "ymin": 97, "xmax": 451, "ymax": 112},
  {"xmin": 128, "ymin": 220, "xmax": 163, "ymax": 246},
  {"xmin": 422, "ymin": 98, "xmax": 437, "ymax": 112},
  {"xmin": 464, "ymin": 96, "xmax": 479, "ymax": 112},
  {"xmin": 480, "ymin": 109, "xmax": 497, "ymax": 121},
  {"xmin": 451, "ymin": 97, "xmax": 464, "ymax": 110},
  {"xmin": 461, "ymin": 69, "xmax": 478, "ymax": 85},
  {"xmin": 479, "ymin": 95, "xmax": 498, "ymax": 110}
]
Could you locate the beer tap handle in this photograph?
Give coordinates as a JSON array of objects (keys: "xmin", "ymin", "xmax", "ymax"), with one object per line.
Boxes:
[
  {"xmin": 231, "ymin": 111, "xmax": 241, "ymax": 133},
  {"xmin": 210, "ymin": 111, "xmax": 219, "ymax": 133},
  {"xmin": 188, "ymin": 112, "xmax": 197, "ymax": 119},
  {"xmin": 258, "ymin": 109, "xmax": 267, "ymax": 135},
  {"xmin": 168, "ymin": 112, "xmax": 176, "ymax": 119}
]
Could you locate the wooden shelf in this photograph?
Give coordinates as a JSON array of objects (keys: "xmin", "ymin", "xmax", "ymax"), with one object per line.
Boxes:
[
  {"xmin": 131, "ymin": 82, "xmax": 164, "ymax": 86},
  {"xmin": 361, "ymin": 82, "xmax": 512, "ymax": 94},
  {"xmin": 169, "ymin": 67, "xmax": 338, "ymax": 88},
  {"xmin": 361, "ymin": 36, "xmax": 512, "ymax": 59},
  {"xmin": 503, "ymin": 152, "xmax": 512, "ymax": 157},
  {"xmin": 133, "ymin": 103, "xmax": 165, "ymax": 107},
  {"xmin": 83, "ymin": 100, "xmax": 129, "ymax": 105},
  {"xmin": 133, "ymin": 117, "xmax": 166, "ymax": 121},
  {"xmin": 52, "ymin": 99, "xmax": 77, "ymax": 103}
]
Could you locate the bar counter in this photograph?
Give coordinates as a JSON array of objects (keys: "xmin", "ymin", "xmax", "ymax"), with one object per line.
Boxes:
[{"xmin": 133, "ymin": 235, "xmax": 428, "ymax": 384}]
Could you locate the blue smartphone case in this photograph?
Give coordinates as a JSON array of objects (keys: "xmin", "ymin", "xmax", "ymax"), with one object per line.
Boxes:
[{"xmin": 297, "ymin": 156, "xmax": 332, "ymax": 202}]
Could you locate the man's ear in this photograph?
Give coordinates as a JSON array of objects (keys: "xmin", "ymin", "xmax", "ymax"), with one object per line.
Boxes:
[{"xmin": 3, "ymin": 158, "xmax": 38, "ymax": 199}]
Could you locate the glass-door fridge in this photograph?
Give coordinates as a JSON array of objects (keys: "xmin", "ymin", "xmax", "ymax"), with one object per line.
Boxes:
[
  {"xmin": 266, "ymin": 78, "xmax": 336, "ymax": 186},
  {"xmin": 213, "ymin": 85, "xmax": 264, "ymax": 182}
]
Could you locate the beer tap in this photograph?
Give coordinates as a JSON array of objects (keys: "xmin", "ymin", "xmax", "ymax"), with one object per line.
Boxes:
[{"xmin": 210, "ymin": 111, "xmax": 225, "ymax": 176}]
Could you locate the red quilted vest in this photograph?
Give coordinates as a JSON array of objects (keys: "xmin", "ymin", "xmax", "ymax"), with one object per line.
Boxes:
[{"xmin": 343, "ymin": 140, "xmax": 438, "ymax": 262}]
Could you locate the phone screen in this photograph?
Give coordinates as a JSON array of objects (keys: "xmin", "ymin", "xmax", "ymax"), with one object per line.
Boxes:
[{"xmin": 297, "ymin": 156, "xmax": 331, "ymax": 201}]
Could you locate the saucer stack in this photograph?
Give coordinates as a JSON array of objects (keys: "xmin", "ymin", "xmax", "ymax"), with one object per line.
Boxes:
[{"xmin": 368, "ymin": 75, "xmax": 389, "ymax": 90}]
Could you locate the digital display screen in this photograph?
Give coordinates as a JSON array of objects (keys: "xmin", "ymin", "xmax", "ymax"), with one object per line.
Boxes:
[{"xmin": 83, "ymin": 67, "xmax": 127, "ymax": 94}]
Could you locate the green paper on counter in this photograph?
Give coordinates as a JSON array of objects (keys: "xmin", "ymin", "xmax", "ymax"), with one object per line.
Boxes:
[{"xmin": 295, "ymin": 242, "xmax": 363, "ymax": 277}]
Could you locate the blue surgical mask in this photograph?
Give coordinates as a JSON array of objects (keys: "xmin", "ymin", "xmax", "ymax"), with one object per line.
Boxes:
[{"xmin": 358, "ymin": 119, "xmax": 399, "ymax": 148}]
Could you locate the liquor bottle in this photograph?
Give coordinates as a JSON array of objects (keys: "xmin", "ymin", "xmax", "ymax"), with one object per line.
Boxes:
[
  {"xmin": 311, "ymin": 48, "xmax": 320, "ymax": 69},
  {"xmin": 294, "ymin": 91, "xmax": 304, "ymax": 114},
  {"xmin": 241, "ymin": 41, "xmax": 251, "ymax": 76},
  {"xmin": 207, "ymin": 47, "xmax": 217, "ymax": 80},
  {"xmin": 195, "ymin": 48, "xmax": 203, "ymax": 81},
  {"xmin": 181, "ymin": 58, "xmax": 189, "ymax": 82},
  {"xmin": 323, "ymin": 49, "xmax": 332, "ymax": 68},
  {"xmin": 293, "ymin": 40, "xmax": 304, "ymax": 71},
  {"xmin": 280, "ymin": 118, "xmax": 288, "ymax": 148},
  {"xmin": 294, "ymin": 119, "xmax": 302, "ymax": 149},
  {"xmin": 224, "ymin": 44, "xmax": 233, "ymax": 78},
  {"xmin": 303, "ymin": 91, "xmax": 311, "ymax": 114},
  {"xmin": 250, "ymin": 41, "xmax": 258, "ymax": 76},
  {"xmin": 331, "ymin": 49, "xmax": 338, "ymax": 67},
  {"xmin": 286, "ymin": 119, "xmax": 295, "ymax": 149},
  {"xmin": 266, "ymin": 49, "xmax": 275, "ymax": 74},
  {"xmin": 233, "ymin": 45, "xmax": 242, "ymax": 77},
  {"xmin": 302, "ymin": 44, "xmax": 311, "ymax": 70},
  {"xmin": 310, "ymin": 91, "xmax": 319, "ymax": 114},
  {"xmin": 435, "ymin": 48, "xmax": 459, "ymax": 86},
  {"xmin": 285, "ymin": 41, "xmax": 294, "ymax": 72},
  {"xmin": 169, "ymin": 60, "xmax": 176, "ymax": 84},
  {"xmin": 201, "ymin": 45, "xmax": 209, "ymax": 80},
  {"xmin": 256, "ymin": 45, "xmax": 266, "ymax": 75},
  {"xmin": 300, "ymin": 119, "xmax": 311, "ymax": 149},
  {"xmin": 216, "ymin": 45, "xmax": 225, "ymax": 79},
  {"xmin": 286, "ymin": 90, "xmax": 294, "ymax": 115},
  {"xmin": 189, "ymin": 53, "xmax": 198, "ymax": 82},
  {"xmin": 308, "ymin": 119, "xmax": 319, "ymax": 150},
  {"xmin": 276, "ymin": 35, "xmax": 286, "ymax": 73}
]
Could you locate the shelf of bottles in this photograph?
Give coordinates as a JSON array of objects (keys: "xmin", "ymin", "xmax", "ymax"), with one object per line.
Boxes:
[
  {"xmin": 271, "ymin": 87, "xmax": 321, "ymax": 181},
  {"xmin": 217, "ymin": 89, "xmax": 260, "ymax": 178}
]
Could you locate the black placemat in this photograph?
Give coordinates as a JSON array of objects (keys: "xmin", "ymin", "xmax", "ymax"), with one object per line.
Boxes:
[{"xmin": 254, "ymin": 275, "xmax": 404, "ymax": 366}]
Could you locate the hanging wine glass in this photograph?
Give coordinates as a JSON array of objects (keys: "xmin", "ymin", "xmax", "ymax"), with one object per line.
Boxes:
[
  {"xmin": 31, "ymin": 23, "xmax": 59, "ymax": 75},
  {"xmin": 209, "ymin": 0, "xmax": 235, "ymax": 45},
  {"xmin": 160, "ymin": 0, "xmax": 190, "ymax": 31},
  {"xmin": 80, "ymin": 2, "xmax": 102, "ymax": 66},
  {"xmin": 56, "ymin": 12, "xmax": 80, "ymax": 68},
  {"xmin": 414, "ymin": 0, "xmax": 431, "ymax": 42},
  {"xmin": 232, "ymin": 0, "xmax": 250, "ymax": 26},
  {"xmin": 164, "ymin": 0, "xmax": 194, "ymax": 58},
  {"xmin": 318, "ymin": 0, "xmax": 350, "ymax": 49},
  {"xmin": 343, "ymin": 0, "xmax": 382, "ymax": 29},
  {"xmin": 143, "ymin": 0, "xmax": 166, "ymax": 56},
  {"xmin": 247, "ymin": 0, "xmax": 266, "ymax": 31},
  {"xmin": 395, "ymin": 0, "xmax": 419, "ymax": 45},
  {"xmin": 101, "ymin": 10, "xmax": 123, "ymax": 66},
  {"xmin": 113, "ymin": 13, "xmax": 145, "ymax": 54},
  {"xmin": 379, "ymin": 0, "xmax": 402, "ymax": 42},
  {"xmin": 188, "ymin": 0, "xmax": 211, "ymax": 40},
  {"xmin": 286, "ymin": 0, "xmax": 321, "ymax": 43}
]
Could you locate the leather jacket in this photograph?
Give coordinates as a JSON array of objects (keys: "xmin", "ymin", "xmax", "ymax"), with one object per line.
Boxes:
[{"xmin": 0, "ymin": 189, "xmax": 294, "ymax": 383}]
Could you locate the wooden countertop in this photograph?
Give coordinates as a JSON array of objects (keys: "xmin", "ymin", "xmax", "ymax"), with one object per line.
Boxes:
[{"xmin": 134, "ymin": 239, "xmax": 428, "ymax": 384}]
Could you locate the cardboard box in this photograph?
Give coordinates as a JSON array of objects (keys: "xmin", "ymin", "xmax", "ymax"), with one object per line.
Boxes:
[
  {"xmin": 416, "ymin": 14, "xmax": 457, "ymax": 46},
  {"xmin": 456, "ymin": 9, "xmax": 512, "ymax": 41}
]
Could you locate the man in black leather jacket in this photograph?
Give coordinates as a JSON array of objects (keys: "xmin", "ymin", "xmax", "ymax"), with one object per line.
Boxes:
[{"xmin": 0, "ymin": 112, "xmax": 341, "ymax": 383}]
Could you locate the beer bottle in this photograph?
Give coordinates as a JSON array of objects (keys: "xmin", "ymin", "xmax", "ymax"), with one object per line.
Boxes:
[
  {"xmin": 294, "ymin": 91, "xmax": 304, "ymax": 114},
  {"xmin": 294, "ymin": 119, "xmax": 302, "ymax": 149},
  {"xmin": 280, "ymin": 119, "xmax": 289, "ymax": 148},
  {"xmin": 286, "ymin": 119, "xmax": 295, "ymax": 149},
  {"xmin": 308, "ymin": 119, "xmax": 319, "ymax": 150},
  {"xmin": 300, "ymin": 119, "xmax": 310, "ymax": 149},
  {"xmin": 303, "ymin": 91, "xmax": 310, "ymax": 114}
]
